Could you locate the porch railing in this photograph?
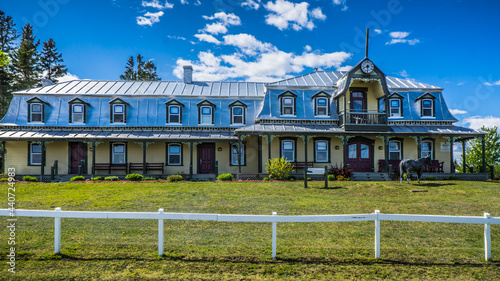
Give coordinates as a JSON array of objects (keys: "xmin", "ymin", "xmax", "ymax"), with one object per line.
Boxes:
[{"xmin": 339, "ymin": 110, "xmax": 387, "ymax": 126}]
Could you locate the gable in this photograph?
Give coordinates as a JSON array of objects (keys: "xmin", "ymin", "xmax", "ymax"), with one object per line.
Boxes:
[
  {"xmin": 197, "ymin": 99, "xmax": 216, "ymax": 108},
  {"xmin": 415, "ymin": 93, "xmax": 436, "ymax": 101},
  {"xmin": 229, "ymin": 100, "xmax": 247, "ymax": 108},
  {"xmin": 165, "ymin": 98, "xmax": 185, "ymax": 107}
]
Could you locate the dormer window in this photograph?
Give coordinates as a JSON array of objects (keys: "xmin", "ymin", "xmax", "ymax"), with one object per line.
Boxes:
[
  {"xmin": 109, "ymin": 98, "xmax": 129, "ymax": 124},
  {"xmin": 390, "ymin": 99, "xmax": 401, "ymax": 117},
  {"xmin": 278, "ymin": 91, "xmax": 297, "ymax": 116},
  {"xmin": 68, "ymin": 98, "xmax": 89, "ymax": 124},
  {"xmin": 316, "ymin": 98, "xmax": 328, "ymax": 116},
  {"xmin": 165, "ymin": 99, "xmax": 184, "ymax": 125},
  {"xmin": 197, "ymin": 100, "xmax": 216, "ymax": 125},
  {"xmin": 229, "ymin": 100, "xmax": 247, "ymax": 125},
  {"xmin": 72, "ymin": 104, "xmax": 84, "ymax": 123},
  {"xmin": 421, "ymin": 99, "xmax": 433, "ymax": 117},
  {"xmin": 30, "ymin": 103, "xmax": 43, "ymax": 122}
]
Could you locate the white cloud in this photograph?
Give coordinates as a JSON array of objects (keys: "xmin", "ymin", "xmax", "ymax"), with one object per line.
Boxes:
[
  {"xmin": 223, "ymin": 34, "xmax": 275, "ymax": 55},
  {"xmin": 449, "ymin": 109, "xmax": 467, "ymax": 115},
  {"xmin": 180, "ymin": 0, "xmax": 188, "ymax": 4},
  {"xmin": 374, "ymin": 29, "xmax": 382, "ymax": 34},
  {"xmin": 52, "ymin": 72, "xmax": 80, "ymax": 83},
  {"xmin": 136, "ymin": 11, "xmax": 164, "ymax": 26},
  {"xmin": 200, "ymin": 12, "xmax": 241, "ymax": 35},
  {"xmin": 264, "ymin": 0, "xmax": 326, "ymax": 31},
  {"xmin": 398, "ymin": 70, "xmax": 409, "ymax": 78},
  {"xmin": 386, "ymin": 31, "xmax": 420, "ymax": 45},
  {"xmin": 141, "ymin": 0, "xmax": 173, "ymax": 9},
  {"xmin": 337, "ymin": 65, "xmax": 353, "ymax": 71},
  {"xmin": 241, "ymin": 0, "xmax": 261, "ymax": 9},
  {"xmin": 389, "ymin": 31, "xmax": 410, "ymax": 39},
  {"xmin": 194, "ymin": 34, "xmax": 221, "ymax": 44},
  {"xmin": 333, "ymin": 0, "xmax": 348, "ymax": 11},
  {"xmin": 304, "ymin": 45, "xmax": 312, "ymax": 52},
  {"xmin": 457, "ymin": 81, "xmax": 465, "ymax": 86},
  {"xmin": 483, "ymin": 80, "xmax": 500, "ymax": 86},
  {"xmin": 167, "ymin": 35, "xmax": 186, "ymax": 40},
  {"xmin": 463, "ymin": 116, "xmax": 500, "ymax": 130},
  {"xmin": 202, "ymin": 23, "xmax": 228, "ymax": 35}
]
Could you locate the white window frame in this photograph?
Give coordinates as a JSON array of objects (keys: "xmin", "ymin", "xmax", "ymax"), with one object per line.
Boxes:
[
  {"xmin": 30, "ymin": 103, "xmax": 43, "ymax": 123},
  {"xmin": 421, "ymin": 99, "xmax": 433, "ymax": 117},
  {"xmin": 315, "ymin": 98, "xmax": 329, "ymax": 117},
  {"xmin": 112, "ymin": 143, "xmax": 126, "ymax": 164},
  {"xmin": 113, "ymin": 104, "xmax": 125, "ymax": 123},
  {"xmin": 72, "ymin": 104, "xmax": 84, "ymax": 124},
  {"xmin": 281, "ymin": 97, "xmax": 295, "ymax": 116},
  {"xmin": 421, "ymin": 141, "xmax": 433, "ymax": 159},
  {"xmin": 200, "ymin": 106, "xmax": 213, "ymax": 125},
  {"xmin": 315, "ymin": 140, "xmax": 328, "ymax": 162},
  {"xmin": 389, "ymin": 140, "xmax": 401, "ymax": 160},
  {"xmin": 30, "ymin": 143, "xmax": 42, "ymax": 165},
  {"xmin": 281, "ymin": 140, "xmax": 295, "ymax": 162},
  {"xmin": 231, "ymin": 106, "xmax": 244, "ymax": 125},
  {"xmin": 231, "ymin": 144, "xmax": 245, "ymax": 165},
  {"xmin": 167, "ymin": 144, "xmax": 182, "ymax": 165},
  {"xmin": 168, "ymin": 105, "xmax": 181, "ymax": 124},
  {"xmin": 389, "ymin": 99, "xmax": 401, "ymax": 117}
]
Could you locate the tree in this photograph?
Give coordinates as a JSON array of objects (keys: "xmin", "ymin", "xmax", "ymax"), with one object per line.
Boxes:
[
  {"xmin": 40, "ymin": 38, "xmax": 67, "ymax": 83},
  {"xmin": 0, "ymin": 10, "xmax": 19, "ymax": 53},
  {"xmin": 11, "ymin": 23, "xmax": 41, "ymax": 90},
  {"xmin": 457, "ymin": 126, "xmax": 500, "ymax": 173},
  {"xmin": 119, "ymin": 54, "xmax": 160, "ymax": 81},
  {"xmin": 0, "ymin": 11, "xmax": 18, "ymax": 119}
]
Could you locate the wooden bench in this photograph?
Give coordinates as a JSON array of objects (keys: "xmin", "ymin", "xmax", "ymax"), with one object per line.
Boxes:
[
  {"xmin": 94, "ymin": 163, "xmax": 128, "ymax": 174},
  {"xmin": 425, "ymin": 160, "xmax": 444, "ymax": 173},
  {"xmin": 129, "ymin": 162, "xmax": 164, "ymax": 174},
  {"xmin": 290, "ymin": 162, "xmax": 314, "ymax": 169},
  {"xmin": 378, "ymin": 159, "xmax": 401, "ymax": 173}
]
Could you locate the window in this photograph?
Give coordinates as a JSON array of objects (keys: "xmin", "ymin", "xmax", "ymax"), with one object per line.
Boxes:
[
  {"xmin": 30, "ymin": 143, "xmax": 42, "ymax": 165},
  {"xmin": 113, "ymin": 104, "xmax": 125, "ymax": 123},
  {"xmin": 167, "ymin": 144, "xmax": 182, "ymax": 165},
  {"xmin": 168, "ymin": 106, "xmax": 181, "ymax": 124},
  {"xmin": 200, "ymin": 106, "xmax": 212, "ymax": 124},
  {"xmin": 348, "ymin": 144, "xmax": 356, "ymax": 159},
  {"xmin": 72, "ymin": 104, "xmax": 84, "ymax": 123},
  {"xmin": 315, "ymin": 140, "xmax": 328, "ymax": 162},
  {"xmin": 231, "ymin": 144, "xmax": 245, "ymax": 165},
  {"xmin": 315, "ymin": 98, "xmax": 328, "ymax": 116},
  {"xmin": 30, "ymin": 103, "xmax": 43, "ymax": 122},
  {"xmin": 421, "ymin": 141, "xmax": 433, "ymax": 159},
  {"xmin": 232, "ymin": 106, "xmax": 244, "ymax": 124},
  {"xmin": 281, "ymin": 140, "xmax": 295, "ymax": 162},
  {"xmin": 360, "ymin": 144, "xmax": 369, "ymax": 159},
  {"xmin": 112, "ymin": 143, "xmax": 126, "ymax": 164},
  {"xmin": 282, "ymin": 97, "xmax": 295, "ymax": 115},
  {"xmin": 389, "ymin": 141, "xmax": 401, "ymax": 160},
  {"xmin": 390, "ymin": 99, "xmax": 401, "ymax": 117},
  {"xmin": 421, "ymin": 99, "xmax": 433, "ymax": 117}
]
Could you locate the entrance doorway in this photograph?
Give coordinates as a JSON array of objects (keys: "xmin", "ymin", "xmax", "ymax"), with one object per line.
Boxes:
[
  {"xmin": 70, "ymin": 142, "xmax": 87, "ymax": 174},
  {"xmin": 346, "ymin": 140, "xmax": 373, "ymax": 172},
  {"xmin": 198, "ymin": 143, "xmax": 215, "ymax": 174}
]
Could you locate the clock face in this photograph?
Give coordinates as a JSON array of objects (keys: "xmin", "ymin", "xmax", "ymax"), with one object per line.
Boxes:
[{"xmin": 361, "ymin": 60, "xmax": 374, "ymax": 74}]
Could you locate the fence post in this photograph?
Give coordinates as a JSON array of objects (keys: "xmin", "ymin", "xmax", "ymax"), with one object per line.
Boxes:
[
  {"xmin": 484, "ymin": 213, "xmax": 491, "ymax": 261},
  {"xmin": 375, "ymin": 210, "xmax": 380, "ymax": 259},
  {"xmin": 54, "ymin": 207, "xmax": 61, "ymax": 254},
  {"xmin": 272, "ymin": 212, "xmax": 277, "ymax": 261},
  {"xmin": 324, "ymin": 166, "xmax": 328, "ymax": 188},
  {"xmin": 158, "ymin": 208, "xmax": 164, "ymax": 257}
]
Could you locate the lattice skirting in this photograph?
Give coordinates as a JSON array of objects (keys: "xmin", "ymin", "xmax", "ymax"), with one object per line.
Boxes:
[{"xmin": 421, "ymin": 173, "xmax": 489, "ymax": 181}]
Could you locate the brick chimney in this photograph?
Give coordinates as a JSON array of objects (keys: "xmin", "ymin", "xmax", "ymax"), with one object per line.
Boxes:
[{"xmin": 183, "ymin": 65, "xmax": 193, "ymax": 84}]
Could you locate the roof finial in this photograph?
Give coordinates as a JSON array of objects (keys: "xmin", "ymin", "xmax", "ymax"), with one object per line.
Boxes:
[{"xmin": 365, "ymin": 28, "xmax": 369, "ymax": 58}]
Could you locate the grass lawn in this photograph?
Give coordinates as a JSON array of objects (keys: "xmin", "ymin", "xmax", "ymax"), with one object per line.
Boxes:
[{"xmin": 1, "ymin": 180, "xmax": 500, "ymax": 280}]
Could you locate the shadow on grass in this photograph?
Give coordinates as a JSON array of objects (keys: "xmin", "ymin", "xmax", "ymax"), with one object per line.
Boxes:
[
  {"xmin": 413, "ymin": 183, "xmax": 457, "ymax": 187},
  {"xmin": 320, "ymin": 186, "xmax": 346, "ymax": 190}
]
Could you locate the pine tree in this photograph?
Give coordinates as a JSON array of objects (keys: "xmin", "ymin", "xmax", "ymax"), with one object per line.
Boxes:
[
  {"xmin": 40, "ymin": 38, "xmax": 67, "ymax": 83},
  {"xmin": 0, "ymin": 10, "xmax": 19, "ymax": 53},
  {"xmin": 12, "ymin": 23, "xmax": 41, "ymax": 90},
  {"xmin": 0, "ymin": 10, "xmax": 19, "ymax": 119},
  {"xmin": 119, "ymin": 54, "xmax": 160, "ymax": 81}
]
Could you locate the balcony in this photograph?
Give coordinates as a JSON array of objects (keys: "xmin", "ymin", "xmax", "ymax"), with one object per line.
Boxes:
[{"xmin": 339, "ymin": 110, "xmax": 388, "ymax": 131}]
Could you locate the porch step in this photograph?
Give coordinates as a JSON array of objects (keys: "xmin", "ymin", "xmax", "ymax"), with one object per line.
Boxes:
[
  {"xmin": 351, "ymin": 172, "xmax": 390, "ymax": 181},
  {"xmin": 190, "ymin": 174, "xmax": 217, "ymax": 181}
]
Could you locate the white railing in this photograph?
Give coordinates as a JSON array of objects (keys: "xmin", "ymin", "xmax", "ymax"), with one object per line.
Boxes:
[{"xmin": 1, "ymin": 208, "xmax": 498, "ymax": 261}]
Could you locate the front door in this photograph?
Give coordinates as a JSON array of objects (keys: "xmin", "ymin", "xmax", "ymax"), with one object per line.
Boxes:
[
  {"xmin": 346, "ymin": 141, "xmax": 372, "ymax": 172},
  {"xmin": 198, "ymin": 143, "xmax": 215, "ymax": 174},
  {"xmin": 350, "ymin": 91, "xmax": 366, "ymax": 123},
  {"xmin": 70, "ymin": 142, "xmax": 87, "ymax": 174}
]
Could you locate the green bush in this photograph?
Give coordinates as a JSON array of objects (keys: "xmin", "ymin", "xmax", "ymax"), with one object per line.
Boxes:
[
  {"xmin": 91, "ymin": 176, "xmax": 104, "ymax": 181},
  {"xmin": 23, "ymin": 176, "xmax": 38, "ymax": 182},
  {"xmin": 143, "ymin": 177, "xmax": 156, "ymax": 180},
  {"xmin": 126, "ymin": 174, "xmax": 143, "ymax": 181},
  {"xmin": 104, "ymin": 176, "xmax": 119, "ymax": 181},
  {"xmin": 167, "ymin": 175, "xmax": 183, "ymax": 182},
  {"xmin": 70, "ymin": 176, "xmax": 85, "ymax": 181},
  {"xmin": 0, "ymin": 177, "xmax": 8, "ymax": 182},
  {"xmin": 217, "ymin": 173, "xmax": 234, "ymax": 181},
  {"xmin": 263, "ymin": 177, "xmax": 269, "ymax": 181},
  {"xmin": 265, "ymin": 157, "xmax": 295, "ymax": 180},
  {"xmin": 307, "ymin": 177, "xmax": 312, "ymax": 181},
  {"xmin": 328, "ymin": 174, "xmax": 335, "ymax": 181}
]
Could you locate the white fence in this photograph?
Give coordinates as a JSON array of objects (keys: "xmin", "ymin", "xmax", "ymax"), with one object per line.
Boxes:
[{"xmin": 1, "ymin": 208, "xmax": 498, "ymax": 261}]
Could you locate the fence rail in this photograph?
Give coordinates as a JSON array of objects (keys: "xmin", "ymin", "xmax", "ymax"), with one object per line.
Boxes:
[{"xmin": 1, "ymin": 208, "xmax": 498, "ymax": 261}]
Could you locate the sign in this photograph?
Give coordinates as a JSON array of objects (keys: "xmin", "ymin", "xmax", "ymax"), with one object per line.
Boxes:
[{"xmin": 440, "ymin": 142, "xmax": 450, "ymax": 152}]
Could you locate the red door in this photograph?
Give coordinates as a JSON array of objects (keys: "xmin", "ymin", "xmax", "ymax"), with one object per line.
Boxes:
[
  {"xmin": 346, "ymin": 141, "xmax": 372, "ymax": 172},
  {"xmin": 70, "ymin": 142, "xmax": 87, "ymax": 174},
  {"xmin": 198, "ymin": 143, "xmax": 214, "ymax": 174}
]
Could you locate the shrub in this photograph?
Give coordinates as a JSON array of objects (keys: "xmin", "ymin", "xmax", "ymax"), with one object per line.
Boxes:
[
  {"xmin": 263, "ymin": 177, "xmax": 269, "ymax": 181},
  {"xmin": 307, "ymin": 177, "xmax": 312, "ymax": 181},
  {"xmin": 91, "ymin": 176, "xmax": 104, "ymax": 181},
  {"xmin": 143, "ymin": 177, "xmax": 156, "ymax": 180},
  {"xmin": 266, "ymin": 157, "xmax": 295, "ymax": 180},
  {"xmin": 167, "ymin": 175, "xmax": 183, "ymax": 182},
  {"xmin": 217, "ymin": 173, "xmax": 234, "ymax": 181},
  {"xmin": 70, "ymin": 176, "xmax": 85, "ymax": 181},
  {"xmin": 328, "ymin": 174, "xmax": 335, "ymax": 181},
  {"xmin": 425, "ymin": 176, "xmax": 437, "ymax": 180},
  {"xmin": 0, "ymin": 178, "xmax": 8, "ymax": 182},
  {"xmin": 23, "ymin": 176, "xmax": 38, "ymax": 182},
  {"xmin": 126, "ymin": 173, "xmax": 143, "ymax": 181},
  {"xmin": 105, "ymin": 176, "xmax": 119, "ymax": 181},
  {"xmin": 328, "ymin": 163, "xmax": 352, "ymax": 179}
]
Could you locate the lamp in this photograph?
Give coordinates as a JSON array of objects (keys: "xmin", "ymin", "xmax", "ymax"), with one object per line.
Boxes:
[
  {"xmin": 378, "ymin": 146, "xmax": 383, "ymax": 150},
  {"xmin": 335, "ymin": 146, "xmax": 340, "ymax": 150},
  {"xmin": 217, "ymin": 147, "xmax": 222, "ymax": 151}
]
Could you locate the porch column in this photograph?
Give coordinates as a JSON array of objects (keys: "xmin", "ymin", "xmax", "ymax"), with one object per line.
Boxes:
[
  {"xmin": 0, "ymin": 141, "xmax": 5, "ymax": 174},
  {"xmin": 189, "ymin": 142, "xmax": 194, "ymax": 179},
  {"xmin": 481, "ymin": 137, "xmax": 486, "ymax": 173},
  {"xmin": 384, "ymin": 136, "xmax": 389, "ymax": 172},
  {"xmin": 41, "ymin": 141, "xmax": 45, "ymax": 179},
  {"xmin": 142, "ymin": 142, "xmax": 147, "ymax": 175},
  {"xmin": 258, "ymin": 136, "xmax": 262, "ymax": 173},
  {"xmin": 416, "ymin": 136, "xmax": 421, "ymax": 158},
  {"xmin": 267, "ymin": 135, "xmax": 272, "ymax": 161},
  {"xmin": 91, "ymin": 141, "xmax": 96, "ymax": 175},
  {"xmin": 303, "ymin": 136, "xmax": 308, "ymax": 189},
  {"xmin": 462, "ymin": 140, "xmax": 466, "ymax": 173},
  {"xmin": 238, "ymin": 135, "xmax": 242, "ymax": 174},
  {"xmin": 450, "ymin": 137, "xmax": 455, "ymax": 173},
  {"xmin": 342, "ymin": 137, "xmax": 348, "ymax": 165}
]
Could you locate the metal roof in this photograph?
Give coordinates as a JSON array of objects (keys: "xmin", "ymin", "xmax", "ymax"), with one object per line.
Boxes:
[
  {"xmin": 236, "ymin": 123, "xmax": 344, "ymax": 134},
  {"xmin": 268, "ymin": 71, "xmax": 441, "ymax": 90},
  {"xmin": 14, "ymin": 80, "xmax": 267, "ymax": 97},
  {"xmin": 388, "ymin": 125, "xmax": 483, "ymax": 135}
]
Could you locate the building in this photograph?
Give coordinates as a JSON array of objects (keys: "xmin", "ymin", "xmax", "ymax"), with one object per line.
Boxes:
[{"xmin": 0, "ymin": 56, "xmax": 488, "ymax": 181}]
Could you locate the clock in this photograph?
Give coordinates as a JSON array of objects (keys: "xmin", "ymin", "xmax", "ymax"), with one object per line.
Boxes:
[{"xmin": 361, "ymin": 59, "xmax": 374, "ymax": 74}]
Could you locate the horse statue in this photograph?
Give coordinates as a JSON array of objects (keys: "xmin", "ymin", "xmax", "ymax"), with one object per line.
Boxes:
[{"xmin": 399, "ymin": 155, "xmax": 432, "ymax": 184}]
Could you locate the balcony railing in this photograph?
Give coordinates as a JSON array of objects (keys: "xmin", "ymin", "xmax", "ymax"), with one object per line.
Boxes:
[{"xmin": 339, "ymin": 110, "xmax": 387, "ymax": 126}]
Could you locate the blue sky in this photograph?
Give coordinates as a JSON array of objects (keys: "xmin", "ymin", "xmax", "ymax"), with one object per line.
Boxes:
[{"xmin": 3, "ymin": 0, "xmax": 500, "ymax": 130}]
